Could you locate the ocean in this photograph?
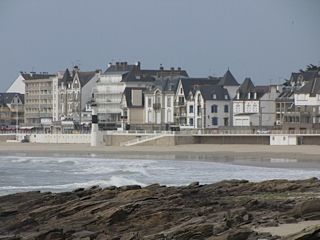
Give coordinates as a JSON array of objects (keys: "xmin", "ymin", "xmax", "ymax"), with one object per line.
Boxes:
[{"xmin": 1, "ymin": 154, "xmax": 320, "ymax": 196}]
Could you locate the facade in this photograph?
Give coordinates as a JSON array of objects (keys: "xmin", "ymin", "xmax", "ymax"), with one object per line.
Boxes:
[
  {"xmin": 0, "ymin": 93, "xmax": 24, "ymax": 128},
  {"xmin": 189, "ymin": 85, "xmax": 231, "ymax": 129},
  {"xmin": 53, "ymin": 67, "xmax": 99, "ymax": 125},
  {"xmin": 233, "ymin": 78, "xmax": 279, "ymax": 127},
  {"xmin": 276, "ymin": 69, "xmax": 320, "ymax": 130},
  {"xmin": 94, "ymin": 62, "xmax": 188, "ymax": 129},
  {"xmin": 121, "ymin": 87, "xmax": 145, "ymax": 128},
  {"xmin": 293, "ymin": 73, "xmax": 320, "ymax": 128},
  {"xmin": 23, "ymin": 72, "xmax": 56, "ymax": 127},
  {"xmin": 175, "ymin": 77, "xmax": 220, "ymax": 126},
  {"xmin": 144, "ymin": 78, "xmax": 179, "ymax": 125}
]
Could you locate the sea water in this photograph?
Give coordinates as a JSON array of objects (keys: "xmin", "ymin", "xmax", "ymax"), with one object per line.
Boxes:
[{"xmin": 0, "ymin": 155, "xmax": 320, "ymax": 196}]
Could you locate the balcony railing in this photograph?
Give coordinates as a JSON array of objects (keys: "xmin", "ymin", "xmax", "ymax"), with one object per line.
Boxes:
[{"xmin": 174, "ymin": 101, "xmax": 186, "ymax": 107}]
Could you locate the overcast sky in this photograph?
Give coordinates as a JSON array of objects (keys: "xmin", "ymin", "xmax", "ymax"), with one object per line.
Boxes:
[{"xmin": 1, "ymin": 0, "xmax": 319, "ymax": 91}]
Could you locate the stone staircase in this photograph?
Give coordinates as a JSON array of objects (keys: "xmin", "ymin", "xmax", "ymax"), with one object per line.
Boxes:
[{"xmin": 120, "ymin": 133, "xmax": 168, "ymax": 147}]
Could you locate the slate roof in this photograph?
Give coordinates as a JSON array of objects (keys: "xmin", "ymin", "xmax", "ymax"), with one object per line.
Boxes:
[
  {"xmin": 123, "ymin": 87, "xmax": 145, "ymax": 108},
  {"xmin": 77, "ymin": 71, "xmax": 97, "ymax": 86},
  {"xmin": 289, "ymin": 70, "xmax": 320, "ymax": 86},
  {"xmin": 0, "ymin": 93, "xmax": 24, "ymax": 105},
  {"xmin": 235, "ymin": 78, "xmax": 255, "ymax": 100},
  {"xmin": 218, "ymin": 70, "xmax": 239, "ymax": 86},
  {"xmin": 276, "ymin": 89, "xmax": 295, "ymax": 102},
  {"xmin": 145, "ymin": 78, "xmax": 180, "ymax": 93},
  {"xmin": 296, "ymin": 77, "xmax": 320, "ymax": 96},
  {"xmin": 104, "ymin": 63, "xmax": 136, "ymax": 74},
  {"xmin": 198, "ymin": 85, "xmax": 230, "ymax": 101},
  {"xmin": 103, "ymin": 62, "xmax": 188, "ymax": 82},
  {"xmin": 61, "ymin": 69, "xmax": 73, "ymax": 84},
  {"xmin": 21, "ymin": 72, "xmax": 55, "ymax": 80},
  {"xmin": 181, "ymin": 77, "xmax": 220, "ymax": 98}
]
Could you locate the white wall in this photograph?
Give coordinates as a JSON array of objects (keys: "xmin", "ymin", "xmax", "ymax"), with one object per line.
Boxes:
[
  {"xmin": 270, "ymin": 135, "xmax": 297, "ymax": 145},
  {"xmin": 295, "ymin": 93, "xmax": 320, "ymax": 106},
  {"xmin": 233, "ymin": 115, "xmax": 250, "ymax": 126},
  {"xmin": 29, "ymin": 134, "xmax": 91, "ymax": 143}
]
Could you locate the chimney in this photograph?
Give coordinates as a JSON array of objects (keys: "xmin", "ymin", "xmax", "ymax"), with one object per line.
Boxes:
[
  {"xmin": 159, "ymin": 64, "xmax": 164, "ymax": 71},
  {"xmin": 107, "ymin": 62, "xmax": 112, "ymax": 68},
  {"xmin": 135, "ymin": 61, "xmax": 141, "ymax": 70},
  {"xmin": 73, "ymin": 66, "xmax": 79, "ymax": 72},
  {"xmin": 177, "ymin": 67, "xmax": 181, "ymax": 71}
]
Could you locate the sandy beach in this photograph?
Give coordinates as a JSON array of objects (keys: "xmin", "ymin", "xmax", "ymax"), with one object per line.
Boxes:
[{"xmin": 1, "ymin": 142, "xmax": 320, "ymax": 169}]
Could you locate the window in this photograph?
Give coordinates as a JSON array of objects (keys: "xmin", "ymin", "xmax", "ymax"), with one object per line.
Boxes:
[
  {"xmin": 148, "ymin": 98, "xmax": 151, "ymax": 107},
  {"xmin": 211, "ymin": 105, "xmax": 218, "ymax": 113},
  {"xmin": 224, "ymin": 117, "xmax": 229, "ymax": 126},
  {"xmin": 189, "ymin": 105, "xmax": 194, "ymax": 113},
  {"xmin": 180, "ymin": 88, "xmax": 183, "ymax": 94},
  {"xmin": 189, "ymin": 118, "xmax": 194, "ymax": 126},
  {"xmin": 224, "ymin": 94, "xmax": 228, "ymax": 100},
  {"xmin": 167, "ymin": 97, "xmax": 171, "ymax": 107},
  {"xmin": 224, "ymin": 105, "xmax": 229, "ymax": 113},
  {"xmin": 212, "ymin": 94, "xmax": 217, "ymax": 99},
  {"xmin": 212, "ymin": 117, "xmax": 218, "ymax": 126}
]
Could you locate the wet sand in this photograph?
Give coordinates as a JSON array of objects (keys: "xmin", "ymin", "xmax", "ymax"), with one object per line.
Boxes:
[{"xmin": 1, "ymin": 142, "xmax": 320, "ymax": 169}]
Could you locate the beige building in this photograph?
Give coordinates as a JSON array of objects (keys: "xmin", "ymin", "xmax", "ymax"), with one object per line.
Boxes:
[
  {"xmin": 23, "ymin": 72, "xmax": 56, "ymax": 126},
  {"xmin": 0, "ymin": 93, "xmax": 24, "ymax": 128},
  {"xmin": 120, "ymin": 87, "xmax": 145, "ymax": 129}
]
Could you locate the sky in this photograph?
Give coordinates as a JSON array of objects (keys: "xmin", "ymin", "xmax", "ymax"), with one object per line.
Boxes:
[{"xmin": 0, "ymin": 0, "xmax": 320, "ymax": 91}]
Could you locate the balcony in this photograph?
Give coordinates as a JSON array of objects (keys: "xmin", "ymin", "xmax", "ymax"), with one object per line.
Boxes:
[
  {"xmin": 153, "ymin": 103, "xmax": 161, "ymax": 110},
  {"xmin": 174, "ymin": 101, "xmax": 186, "ymax": 107}
]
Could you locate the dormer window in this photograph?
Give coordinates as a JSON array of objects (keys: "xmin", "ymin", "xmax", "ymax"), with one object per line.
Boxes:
[
  {"xmin": 224, "ymin": 94, "xmax": 228, "ymax": 100},
  {"xmin": 212, "ymin": 94, "xmax": 217, "ymax": 99},
  {"xmin": 248, "ymin": 92, "xmax": 251, "ymax": 99},
  {"xmin": 237, "ymin": 92, "xmax": 240, "ymax": 99},
  {"xmin": 254, "ymin": 92, "xmax": 257, "ymax": 99}
]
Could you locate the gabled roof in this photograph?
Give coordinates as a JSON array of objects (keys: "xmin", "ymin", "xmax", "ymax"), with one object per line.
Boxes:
[
  {"xmin": 145, "ymin": 78, "xmax": 180, "ymax": 93},
  {"xmin": 218, "ymin": 70, "xmax": 239, "ymax": 86},
  {"xmin": 198, "ymin": 85, "xmax": 230, "ymax": 101},
  {"xmin": 296, "ymin": 77, "xmax": 320, "ymax": 96},
  {"xmin": 180, "ymin": 77, "xmax": 220, "ymax": 98},
  {"xmin": 123, "ymin": 87, "xmax": 145, "ymax": 108},
  {"xmin": 61, "ymin": 69, "xmax": 73, "ymax": 84},
  {"xmin": 235, "ymin": 78, "xmax": 255, "ymax": 100},
  {"xmin": 0, "ymin": 92, "xmax": 24, "ymax": 105}
]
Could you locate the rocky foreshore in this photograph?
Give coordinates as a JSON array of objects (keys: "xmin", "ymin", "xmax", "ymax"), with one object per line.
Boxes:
[{"xmin": 1, "ymin": 179, "xmax": 320, "ymax": 240}]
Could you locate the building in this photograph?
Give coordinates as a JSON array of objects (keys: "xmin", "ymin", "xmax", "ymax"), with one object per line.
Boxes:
[
  {"xmin": 233, "ymin": 78, "xmax": 279, "ymax": 127},
  {"xmin": 175, "ymin": 77, "xmax": 220, "ymax": 126},
  {"xmin": 188, "ymin": 85, "xmax": 231, "ymax": 129},
  {"xmin": 120, "ymin": 87, "xmax": 145, "ymax": 129},
  {"xmin": 94, "ymin": 62, "xmax": 188, "ymax": 129},
  {"xmin": 53, "ymin": 67, "xmax": 99, "ymax": 126},
  {"xmin": 276, "ymin": 69, "xmax": 320, "ymax": 130},
  {"xmin": 0, "ymin": 92, "xmax": 24, "ymax": 129},
  {"xmin": 23, "ymin": 72, "xmax": 56, "ymax": 128},
  {"xmin": 144, "ymin": 78, "xmax": 180, "ymax": 127},
  {"xmin": 293, "ymin": 73, "xmax": 320, "ymax": 129}
]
